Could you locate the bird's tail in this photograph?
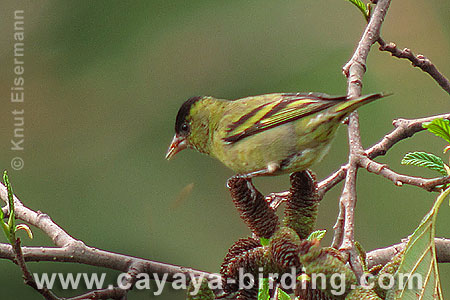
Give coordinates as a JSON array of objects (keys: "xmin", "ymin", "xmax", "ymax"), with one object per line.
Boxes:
[{"xmin": 332, "ymin": 92, "xmax": 390, "ymax": 115}]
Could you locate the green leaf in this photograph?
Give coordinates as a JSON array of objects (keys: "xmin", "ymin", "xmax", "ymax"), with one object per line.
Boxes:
[
  {"xmin": 2, "ymin": 171, "xmax": 17, "ymax": 244},
  {"xmin": 277, "ymin": 288, "xmax": 291, "ymax": 300},
  {"xmin": 385, "ymin": 187, "xmax": 449, "ymax": 299},
  {"xmin": 401, "ymin": 152, "xmax": 447, "ymax": 176},
  {"xmin": 423, "ymin": 118, "xmax": 450, "ymax": 144},
  {"xmin": 355, "ymin": 241, "xmax": 367, "ymax": 272},
  {"xmin": 260, "ymin": 237, "xmax": 270, "ymax": 246},
  {"xmin": 306, "ymin": 229, "xmax": 326, "ymax": 241},
  {"xmin": 258, "ymin": 278, "xmax": 270, "ymax": 300},
  {"xmin": 346, "ymin": 0, "xmax": 369, "ymax": 21},
  {"xmin": 0, "ymin": 213, "xmax": 9, "ymax": 241},
  {"xmin": 186, "ymin": 277, "xmax": 215, "ymax": 300},
  {"xmin": 257, "ymin": 278, "xmax": 292, "ymax": 300}
]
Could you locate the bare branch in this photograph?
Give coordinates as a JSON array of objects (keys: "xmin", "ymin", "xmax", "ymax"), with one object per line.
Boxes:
[
  {"xmin": 0, "ymin": 188, "xmax": 76, "ymax": 248},
  {"xmin": 378, "ymin": 40, "xmax": 450, "ymax": 95},
  {"xmin": 318, "ymin": 113, "xmax": 450, "ymax": 196},
  {"xmin": 333, "ymin": 114, "xmax": 364, "ymax": 278},
  {"xmin": 334, "ymin": 0, "xmax": 392, "ymax": 271},
  {"xmin": 331, "ymin": 199, "xmax": 345, "ymax": 249},
  {"xmin": 317, "ymin": 165, "xmax": 347, "ymax": 198},
  {"xmin": 360, "ymin": 157, "xmax": 450, "ymax": 191},
  {"xmin": 0, "ymin": 183, "xmax": 222, "ymax": 299},
  {"xmin": 0, "ymin": 242, "xmax": 217, "ymax": 283},
  {"xmin": 12, "ymin": 238, "xmax": 59, "ymax": 300},
  {"xmin": 367, "ymin": 238, "xmax": 450, "ymax": 269},
  {"xmin": 66, "ymin": 288, "xmax": 125, "ymax": 300},
  {"xmin": 366, "ymin": 113, "xmax": 450, "ymax": 159},
  {"xmin": 65, "ymin": 263, "xmax": 145, "ymax": 300},
  {"xmin": 342, "ymin": 0, "xmax": 391, "ymax": 80}
]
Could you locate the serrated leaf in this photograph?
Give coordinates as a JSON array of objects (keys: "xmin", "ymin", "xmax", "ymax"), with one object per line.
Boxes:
[
  {"xmin": 346, "ymin": 0, "xmax": 369, "ymax": 21},
  {"xmin": 186, "ymin": 277, "xmax": 215, "ymax": 300},
  {"xmin": 385, "ymin": 187, "xmax": 449, "ymax": 299},
  {"xmin": 258, "ymin": 278, "xmax": 270, "ymax": 300},
  {"xmin": 306, "ymin": 229, "xmax": 326, "ymax": 241},
  {"xmin": 423, "ymin": 118, "xmax": 450, "ymax": 144},
  {"xmin": 401, "ymin": 152, "xmax": 447, "ymax": 176},
  {"xmin": 277, "ymin": 288, "xmax": 291, "ymax": 300}
]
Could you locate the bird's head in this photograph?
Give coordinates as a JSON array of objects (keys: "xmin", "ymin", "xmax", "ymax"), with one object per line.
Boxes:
[{"xmin": 166, "ymin": 96, "xmax": 213, "ymax": 160}]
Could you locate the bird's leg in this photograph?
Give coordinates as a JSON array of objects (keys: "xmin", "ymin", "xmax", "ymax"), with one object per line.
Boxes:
[{"xmin": 231, "ymin": 162, "xmax": 281, "ymax": 179}]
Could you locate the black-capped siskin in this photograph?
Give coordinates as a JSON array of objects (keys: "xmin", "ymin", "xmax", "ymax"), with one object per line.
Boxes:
[{"xmin": 166, "ymin": 92, "xmax": 387, "ymax": 178}]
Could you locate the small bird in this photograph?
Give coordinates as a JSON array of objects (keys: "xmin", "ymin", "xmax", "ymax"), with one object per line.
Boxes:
[{"xmin": 166, "ymin": 92, "xmax": 386, "ymax": 178}]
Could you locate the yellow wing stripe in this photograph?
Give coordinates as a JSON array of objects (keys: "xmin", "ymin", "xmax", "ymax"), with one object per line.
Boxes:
[
  {"xmin": 226, "ymin": 99, "xmax": 284, "ymax": 135},
  {"xmin": 223, "ymin": 95, "xmax": 344, "ymax": 144}
]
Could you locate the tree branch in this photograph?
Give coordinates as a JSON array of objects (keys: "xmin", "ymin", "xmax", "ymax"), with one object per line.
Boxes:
[
  {"xmin": 378, "ymin": 40, "xmax": 450, "ymax": 95},
  {"xmin": 318, "ymin": 113, "xmax": 450, "ymax": 195},
  {"xmin": 0, "ymin": 183, "xmax": 222, "ymax": 299},
  {"xmin": 366, "ymin": 113, "xmax": 450, "ymax": 159},
  {"xmin": 359, "ymin": 157, "xmax": 450, "ymax": 192},
  {"xmin": 11, "ymin": 238, "xmax": 59, "ymax": 300},
  {"xmin": 333, "ymin": 1, "xmax": 391, "ymax": 278},
  {"xmin": 366, "ymin": 238, "xmax": 450, "ymax": 269}
]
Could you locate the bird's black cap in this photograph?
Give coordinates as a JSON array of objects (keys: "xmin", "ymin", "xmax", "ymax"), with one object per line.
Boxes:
[{"xmin": 175, "ymin": 96, "xmax": 202, "ymax": 134}]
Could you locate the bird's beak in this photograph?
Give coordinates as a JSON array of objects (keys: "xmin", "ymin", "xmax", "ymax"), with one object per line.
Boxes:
[{"xmin": 165, "ymin": 135, "xmax": 188, "ymax": 160}]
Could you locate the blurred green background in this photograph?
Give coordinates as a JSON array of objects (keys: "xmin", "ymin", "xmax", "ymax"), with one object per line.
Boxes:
[{"xmin": 1, "ymin": 1, "xmax": 449, "ymax": 298}]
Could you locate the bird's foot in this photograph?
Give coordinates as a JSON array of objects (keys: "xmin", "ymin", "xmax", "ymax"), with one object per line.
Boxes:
[{"xmin": 228, "ymin": 162, "xmax": 281, "ymax": 182}]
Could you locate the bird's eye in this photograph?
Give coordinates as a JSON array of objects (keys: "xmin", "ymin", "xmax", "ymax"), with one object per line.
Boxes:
[{"xmin": 181, "ymin": 123, "xmax": 189, "ymax": 132}]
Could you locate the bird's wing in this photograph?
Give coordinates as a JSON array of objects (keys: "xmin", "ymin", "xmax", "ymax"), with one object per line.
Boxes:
[{"xmin": 223, "ymin": 93, "xmax": 347, "ymax": 144}]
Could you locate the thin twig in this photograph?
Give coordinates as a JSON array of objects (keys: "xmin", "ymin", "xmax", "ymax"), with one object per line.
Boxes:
[
  {"xmin": 320, "ymin": 113, "xmax": 450, "ymax": 193},
  {"xmin": 66, "ymin": 263, "xmax": 144, "ymax": 300},
  {"xmin": 378, "ymin": 39, "xmax": 450, "ymax": 95},
  {"xmin": 67, "ymin": 288, "xmax": 125, "ymax": 300},
  {"xmin": 359, "ymin": 157, "xmax": 450, "ymax": 191},
  {"xmin": 366, "ymin": 114, "xmax": 450, "ymax": 158},
  {"xmin": 366, "ymin": 238, "xmax": 450, "ymax": 269},
  {"xmin": 12, "ymin": 238, "xmax": 59, "ymax": 300},
  {"xmin": 317, "ymin": 165, "xmax": 347, "ymax": 198}
]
